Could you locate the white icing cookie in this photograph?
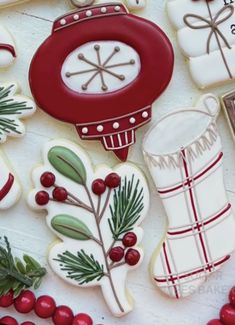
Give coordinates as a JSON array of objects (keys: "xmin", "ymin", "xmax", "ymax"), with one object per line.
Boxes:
[
  {"xmin": 143, "ymin": 94, "xmax": 235, "ymax": 298},
  {"xmin": 0, "ymin": 83, "xmax": 36, "ymax": 143},
  {"xmin": 167, "ymin": 0, "xmax": 235, "ymax": 88},
  {"xmin": 28, "ymin": 139, "xmax": 149, "ymax": 317},
  {"xmin": 0, "ymin": 25, "xmax": 16, "ymax": 68},
  {"xmin": 0, "ymin": 151, "xmax": 20, "ymax": 210}
]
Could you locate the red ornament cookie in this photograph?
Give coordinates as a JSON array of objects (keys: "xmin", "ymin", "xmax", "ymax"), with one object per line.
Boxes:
[{"xmin": 29, "ymin": 2, "xmax": 174, "ymax": 161}]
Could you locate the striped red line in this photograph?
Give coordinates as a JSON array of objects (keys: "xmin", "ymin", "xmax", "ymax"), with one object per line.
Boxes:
[{"xmin": 163, "ymin": 242, "xmax": 179, "ymax": 299}]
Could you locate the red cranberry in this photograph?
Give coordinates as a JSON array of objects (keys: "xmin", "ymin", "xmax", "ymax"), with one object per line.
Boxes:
[
  {"xmin": 0, "ymin": 316, "xmax": 18, "ymax": 325},
  {"xmin": 21, "ymin": 323, "xmax": 36, "ymax": 325},
  {"xmin": 125, "ymin": 249, "xmax": 141, "ymax": 266},
  {"xmin": 52, "ymin": 305, "xmax": 74, "ymax": 325},
  {"xmin": 122, "ymin": 232, "xmax": 137, "ymax": 247},
  {"xmin": 40, "ymin": 172, "xmax": 56, "ymax": 187},
  {"xmin": 0, "ymin": 290, "xmax": 14, "ymax": 307},
  {"xmin": 229, "ymin": 287, "xmax": 235, "ymax": 307},
  {"xmin": 105, "ymin": 173, "xmax": 121, "ymax": 188},
  {"xmin": 34, "ymin": 295, "xmax": 56, "ymax": 318},
  {"xmin": 220, "ymin": 304, "xmax": 235, "ymax": 325},
  {"xmin": 14, "ymin": 290, "xmax": 36, "ymax": 314},
  {"xmin": 53, "ymin": 187, "xmax": 68, "ymax": 201},
  {"xmin": 72, "ymin": 313, "xmax": 93, "ymax": 325},
  {"xmin": 109, "ymin": 247, "xmax": 125, "ymax": 262},
  {"xmin": 35, "ymin": 190, "xmax": 49, "ymax": 205},
  {"xmin": 207, "ymin": 320, "xmax": 223, "ymax": 325},
  {"xmin": 92, "ymin": 179, "xmax": 106, "ymax": 195}
]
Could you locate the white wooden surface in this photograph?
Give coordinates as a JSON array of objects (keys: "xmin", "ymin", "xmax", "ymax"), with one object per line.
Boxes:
[{"xmin": 1, "ymin": 1, "xmax": 235, "ymax": 324}]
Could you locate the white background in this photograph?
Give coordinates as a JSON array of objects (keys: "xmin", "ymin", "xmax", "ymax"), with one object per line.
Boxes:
[{"xmin": 1, "ymin": 0, "xmax": 235, "ymax": 324}]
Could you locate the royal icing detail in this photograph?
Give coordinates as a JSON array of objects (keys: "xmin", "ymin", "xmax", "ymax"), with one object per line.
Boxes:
[
  {"xmin": 0, "ymin": 25, "xmax": 16, "ymax": 68},
  {"xmin": 0, "ymin": 83, "xmax": 36, "ymax": 143},
  {"xmin": 29, "ymin": 2, "xmax": 174, "ymax": 161},
  {"xmin": 143, "ymin": 94, "xmax": 235, "ymax": 298},
  {"xmin": 125, "ymin": 0, "xmax": 146, "ymax": 10},
  {"xmin": 221, "ymin": 89, "xmax": 235, "ymax": 141},
  {"xmin": 167, "ymin": 0, "xmax": 235, "ymax": 88},
  {"xmin": 0, "ymin": 153, "xmax": 20, "ymax": 210},
  {"xmin": 28, "ymin": 139, "xmax": 149, "ymax": 317}
]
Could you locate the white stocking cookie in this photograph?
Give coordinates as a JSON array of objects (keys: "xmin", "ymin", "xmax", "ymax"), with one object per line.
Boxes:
[
  {"xmin": 0, "ymin": 26, "xmax": 16, "ymax": 68},
  {"xmin": 143, "ymin": 94, "xmax": 235, "ymax": 298},
  {"xmin": 167, "ymin": 0, "xmax": 235, "ymax": 88},
  {"xmin": 0, "ymin": 83, "xmax": 36, "ymax": 143},
  {"xmin": 28, "ymin": 139, "xmax": 149, "ymax": 317}
]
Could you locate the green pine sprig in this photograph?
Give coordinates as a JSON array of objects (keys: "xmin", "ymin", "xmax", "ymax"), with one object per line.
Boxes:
[
  {"xmin": 0, "ymin": 237, "xmax": 47, "ymax": 297},
  {"xmin": 108, "ymin": 175, "xmax": 144, "ymax": 240},
  {"xmin": 0, "ymin": 84, "xmax": 33, "ymax": 136},
  {"xmin": 55, "ymin": 249, "xmax": 105, "ymax": 285}
]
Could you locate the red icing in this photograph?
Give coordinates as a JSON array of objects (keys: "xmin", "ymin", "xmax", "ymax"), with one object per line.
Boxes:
[
  {"xmin": 0, "ymin": 44, "xmax": 16, "ymax": 58},
  {"xmin": 29, "ymin": 2, "xmax": 174, "ymax": 161},
  {"xmin": 0, "ymin": 173, "xmax": 14, "ymax": 201}
]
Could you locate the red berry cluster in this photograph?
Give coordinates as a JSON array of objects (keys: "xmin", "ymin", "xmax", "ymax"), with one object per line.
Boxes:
[
  {"xmin": 35, "ymin": 172, "xmax": 68, "ymax": 205},
  {"xmin": 207, "ymin": 287, "xmax": 235, "ymax": 325},
  {"xmin": 109, "ymin": 232, "xmax": 140, "ymax": 266},
  {"xmin": 92, "ymin": 173, "xmax": 121, "ymax": 196},
  {"xmin": 0, "ymin": 290, "xmax": 93, "ymax": 325}
]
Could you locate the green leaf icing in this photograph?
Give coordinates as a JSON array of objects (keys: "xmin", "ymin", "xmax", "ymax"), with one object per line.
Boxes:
[
  {"xmin": 51, "ymin": 215, "xmax": 93, "ymax": 241},
  {"xmin": 48, "ymin": 146, "xmax": 86, "ymax": 184}
]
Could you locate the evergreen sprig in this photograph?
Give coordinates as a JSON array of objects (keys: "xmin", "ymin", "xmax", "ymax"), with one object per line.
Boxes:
[
  {"xmin": 0, "ymin": 84, "xmax": 32, "ymax": 136},
  {"xmin": 108, "ymin": 175, "xmax": 144, "ymax": 240},
  {"xmin": 55, "ymin": 250, "xmax": 105, "ymax": 285},
  {"xmin": 0, "ymin": 237, "xmax": 47, "ymax": 297}
]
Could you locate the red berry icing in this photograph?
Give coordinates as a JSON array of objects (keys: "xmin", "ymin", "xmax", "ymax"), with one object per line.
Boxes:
[
  {"xmin": 109, "ymin": 246, "xmax": 125, "ymax": 262},
  {"xmin": 92, "ymin": 179, "xmax": 106, "ymax": 195},
  {"xmin": 122, "ymin": 232, "xmax": 137, "ymax": 247},
  {"xmin": 35, "ymin": 190, "xmax": 49, "ymax": 205},
  {"xmin": 53, "ymin": 187, "xmax": 68, "ymax": 201},
  {"xmin": 14, "ymin": 290, "xmax": 36, "ymax": 314},
  {"xmin": 0, "ymin": 316, "xmax": 18, "ymax": 325},
  {"xmin": 105, "ymin": 173, "xmax": 121, "ymax": 188},
  {"xmin": 40, "ymin": 172, "xmax": 56, "ymax": 187},
  {"xmin": 52, "ymin": 305, "xmax": 74, "ymax": 325},
  {"xmin": 21, "ymin": 323, "xmax": 36, "ymax": 325},
  {"xmin": 0, "ymin": 290, "xmax": 14, "ymax": 307},
  {"xmin": 34, "ymin": 295, "xmax": 56, "ymax": 318},
  {"xmin": 220, "ymin": 304, "xmax": 235, "ymax": 325},
  {"xmin": 229, "ymin": 287, "xmax": 235, "ymax": 307},
  {"xmin": 207, "ymin": 320, "xmax": 223, "ymax": 325},
  {"xmin": 72, "ymin": 313, "xmax": 93, "ymax": 325},
  {"xmin": 125, "ymin": 248, "xmax": 141, "ymax": 266}
]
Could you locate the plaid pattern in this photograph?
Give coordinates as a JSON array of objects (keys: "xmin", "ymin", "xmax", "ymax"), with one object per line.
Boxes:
[{"xmin": 153, "ymin": 149, "xmax": 233, "ymax": 299}]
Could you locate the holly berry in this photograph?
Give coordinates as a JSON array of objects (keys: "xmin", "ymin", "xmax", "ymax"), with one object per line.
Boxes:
[
  {"xmin": 35, "ymin": 190, "xmax": 49, "ymax": 205},
  {"xmin": 109, "ymin": 246, "xmax": 124, "ymax": 262},
  {"xmin": 72, "ymin": 313, "xmax": 93, "ymax": 325},
  {"xmin": 53, "ymin": 187, "xmax": 68, "ymax": 202},
  {"xmin": 125, "ymin": 249, "xmax": 141, "ymax": 266},
  {"xmin": 92, "ymin": 179, "xmax": 106, "ymax": 195},
  {"xmin": 40, "ymin": 172, "xmax": 56, "ymax": 187},
  {"xmin": 122, "ymin": 232, "xmax": 137, "ymax": 247},
  {"xmin": 0, "ymin": 316, "xmax": 18, "ymax": 325},
  {"xmin": 0, "ymin": 290, "xmax": 14, "ymax": 307},
  {"xmin": 52, "ymin": 305, "xmax": 74, "ymax": 325},
  {"xmin": 207, "ymin": 320, "xmax": 223, "ymax": 325},
  {"xmin": 34, "ymin": 295, "xmax": 56, "ymax": 318},
  {"xmin": 14, "ymin": 290, "xmax": 36, "ymax": 314},
  {"xmin": 229, "ymin": 287, "xmax": 235, "ymax": 307},
  {"xmin": 21, "ymin": 323, "xmax": 36, "ymax": 325},
  {"xmin": 220, "ymin": 304, "xmax": 235, "ymax": 325},
  {"xmin": 105, "ymin": 173, "xmax": 121, "ymax": 188}
]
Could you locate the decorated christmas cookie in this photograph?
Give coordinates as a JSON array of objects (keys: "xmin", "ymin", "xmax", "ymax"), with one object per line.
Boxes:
[
  {"xmin": 28, "ymin": 139, "xmax": 149, "ymax": 317},
  {"xmin": 29, "ymin": 2, "xmax": 174, "ymax": 161},
  {"xmin": 0, "ymin": 25, "xmax": 16, "ymax": 68},
  {"xmin": 167, "ymin": 0, "xmax": 235, "ymax": 89},
  {"xmin": 143, "ymin": 94, "xmax": 235, "ymax": 298},
  {"xmin": 0, "ymin": 83, "xmax": 36, "ymax": 143},
  {"xmin": 221, "ymin": 89, "xmax": 235, "ymax": 140}
]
